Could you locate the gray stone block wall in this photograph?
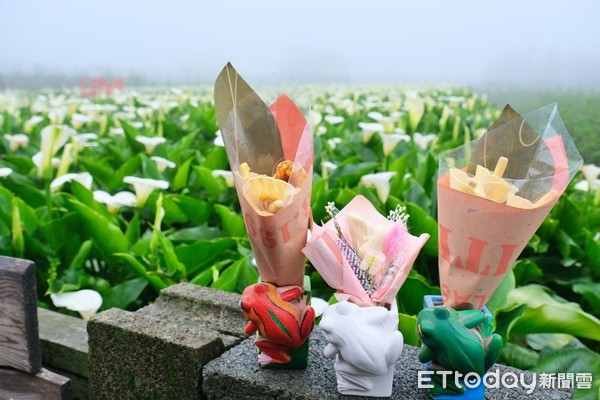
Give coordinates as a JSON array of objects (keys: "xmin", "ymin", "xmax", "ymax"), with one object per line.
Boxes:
[
  {"xmin": 203, "ymin": 329, "xmax": 572, "ymax": 400},
  {"xmin": 87, "ymin": 284, "xmax": 247, "ymax": 400},
  {"xmin": 80, "ymin": 283, "xmax": 573, "ymax": 400}
]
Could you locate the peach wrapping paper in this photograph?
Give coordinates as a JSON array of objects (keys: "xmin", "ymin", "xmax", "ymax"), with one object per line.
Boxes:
[
  {"xmin": 232, "ymin": 95, "xmax": 314, "ymax": 288},
  {"xmin": 303, "ymin": 195, "xmax": 429, "ymax": 306},
  {"xmin": 438, "ymin": 135, "xmax": 572, "ymax": 309}
]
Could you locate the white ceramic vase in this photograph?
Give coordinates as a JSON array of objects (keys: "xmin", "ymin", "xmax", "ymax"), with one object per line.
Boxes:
[{"xmin": 319, "ymin": 300, "xmax": 403, "ymax": 397}]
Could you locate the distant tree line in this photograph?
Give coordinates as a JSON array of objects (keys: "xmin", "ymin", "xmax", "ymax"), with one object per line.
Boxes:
[{"xmin": 0, "ymin": 69, "xmax": 150, "ymax": 90}]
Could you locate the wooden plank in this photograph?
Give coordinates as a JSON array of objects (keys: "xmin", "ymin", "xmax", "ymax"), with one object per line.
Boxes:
[
  {"xmin": 0, "ymin": 367, "xmax": 71, "ymax": 400},
  {"xmin": 0, "ymin": 256, "xmax": 41, "ymax": 374}
]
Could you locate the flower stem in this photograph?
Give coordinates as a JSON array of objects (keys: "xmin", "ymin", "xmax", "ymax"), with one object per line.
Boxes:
[{"xmin": 45, "ymin": 180, "xmax": 53, "ymax": 220}]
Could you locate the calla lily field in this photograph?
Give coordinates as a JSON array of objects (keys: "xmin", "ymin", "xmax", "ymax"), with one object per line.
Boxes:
[{"xmin": 0, "ymin": 86, "xmax": 599, "ymax": 387}]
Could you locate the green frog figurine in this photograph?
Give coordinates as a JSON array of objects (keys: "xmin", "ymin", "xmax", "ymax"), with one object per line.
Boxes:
[{"xmin": 417, "ymin": 305, "xmax": 503, "ymax": 397}]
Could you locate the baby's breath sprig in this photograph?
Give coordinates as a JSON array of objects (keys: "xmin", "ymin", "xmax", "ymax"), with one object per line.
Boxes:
[
  {"xmin": 325, "ymin": 201, "xmax": 339, "ymax": 218},
  {"xmin": 388, "ymin": 204, "xmax": 409, "ymax": 224},
  {"xmin": 325, "ymin": 201, "xmax": 344, "ymax": 239}
]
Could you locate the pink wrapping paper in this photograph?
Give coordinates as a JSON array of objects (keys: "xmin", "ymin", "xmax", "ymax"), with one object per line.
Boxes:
[
  {"xmin": 438, "ymin": 106, "xmax": 582, "ymax": 309},
  {"xmin": 303, "ymin": 195, "xmax": 429, "ymax": 307},
  {"xmin": 438, "ymin": 173, "xmax": 557, "ymax": 309},
  {"xmin": 233, "ymin": 95, "xmax": 314, "ymax": 287},
  {"xmin": 214, "ymin": 63, "xmax": 314, "ymax": 288}
]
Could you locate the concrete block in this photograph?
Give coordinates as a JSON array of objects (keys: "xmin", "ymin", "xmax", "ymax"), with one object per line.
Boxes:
[
  {"xmin": 203, "ymin": 328, "xmax": 572, "ymax": 400},
  {"xmin": 147, "ymin": 283, "xmax": 247, "ymax": 347},
  {"xmin": 88, "ymin": 283, "xmax": 247, "ymax": 400}
]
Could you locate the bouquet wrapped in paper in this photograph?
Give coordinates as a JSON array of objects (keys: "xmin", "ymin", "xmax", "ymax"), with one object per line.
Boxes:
[
  {"xmin": 303, "ymin": 195, "xmax": 429, "ymax": 396},
  {"xmin": 214, "ymin": 63, "xmax": 315, "ymax": 368},
  {"xmin": 417, "ymin": 104, "xmax": 583, "ymax": 398},
  {"xmin": 437, "ymin": 104, "xmax": 582, "ymax": 310}
]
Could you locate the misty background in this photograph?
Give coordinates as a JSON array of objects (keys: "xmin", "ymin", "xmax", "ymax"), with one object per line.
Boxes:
[{"xmin": 1, "ymin": 0, "xmax": 599, "ymax": 91}]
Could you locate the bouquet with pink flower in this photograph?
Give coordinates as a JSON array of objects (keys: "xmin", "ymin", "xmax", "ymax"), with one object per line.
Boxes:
[{"xmin": 304, "ymin": 195, "xmax": 429, "ymax": 308}]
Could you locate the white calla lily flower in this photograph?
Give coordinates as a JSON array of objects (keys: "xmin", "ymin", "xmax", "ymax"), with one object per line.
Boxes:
[
  {"xmin": 391, "ymin": 111, "xmax": 404, "ymax": 120},
  {"xmin": 574, "ymin": 180, "xmax": 590, "ymax": 192},
  {"xmin": 39, "ymin": 125, "xmax": 76, "ymax": 178},
  {"xmin": 379, "ymin": 132, "xmax": 410, "ymax": 156},
  {"xmin": 32, "ymin": 152, "xmax": 60, "ymax": 171},
  {"xmin": 135, "ymin": 135, "xmax": 166, "ymax": 154},
  {"xmin": 379, "ymin": 117, "xmax": 395, "ymax": 134},
  {"xmin": 340, "ymin": 98, "xmax": 358, "ymax": 114},
  {"xmin": 0, "ymin": 167, "xmax": 13, "ymax": 178},
  {"xmin": 72, "ymin": 133, "xmax": 98, "ymax": 151},
  {"xmin": 151, "ymin": 156, "xmax": 176, "ymax": 173},
  {"xmin": 582, "ymin": 164, "xmax": 600, "ymax": 191},
  {"xmin": 211, "ymin": 170, "xmax": 235, "ymax": 187},
  {"xmin": 311, "ymin": 297, "xmax": 329, "ymax": 318},
  {"xmin": 367, "ymin": 112, "xmax": 395, "ymax": 133},
  {"xmin": 213, "ymin": 135, "xmax": 225, "ymax": 147},
  {"xmin": 41, "ymin": 125, "xmax": 76, "ymax": 155},
  {"xmin": 50, "ymin": 172, "xmax": 93, "ymax": 191},
  {"xmin": 324, "ymin": 115, "xmax": 344, "ymax": 125},
  {"xmin": 71, "ymin": 113, "xmax": 93, "ymax": 129},
  {"xmin": 24, "ymin": 115, "xmax": 44, "ymax": 133},
  {"xmin": 48, "ymin": 107, "xmax": 68, "ymax": 125},
  {"xmin": 367, "ymin": 111, "xmax": 384, "ymax": 121},
  {"xmin": 109, "ymin": 127, "xmax": 125, "ymax": 137},
  {"xmin": 308, "ymin": 110, "xmax": 322, "ymax": 128},
  {"xmin": 136, "ymin": 107, "xmax": 153, "ymax": 119},
  {"xmin": 130, "ymin": 121, "xmax": 144, "ymax": 129},
  {"xmin": 123, "ymin": 176, "xmax": 169, "ymax": 207},
  {"xmin": 360, "ymin": 171, "xmax": 397, "ymax": 203},
  {"xmin": 363, "ymin": 101, "xmax": 377, "ymax": 110},
  {"xmin": 109, "ymin": 191, "xmax": 138, "ymax": 207},
  {"xmin": 413, "ymin": 132, "xmax": 437, "ymax": 150},
  {"xmin": 93, "ymin": 190, "xmax": 137, "ymax": 212},
  {"xmin": 4, "ymin": 133, "xmax": 30, "ymax": 151},
  {"xmin": 56, "ymin": 143, "xmax": 74, "ymax": 177},
  {"xmin": 406, "ymin": 96, "xmax": 425, "ymax": 131},
  {"xmin": 50, "ymin": 289, "xmax": 102, "ymax": 321},
  {"xmin": 323, "ymin": 161, "xmax": 338, "ymax": 172},
  {"xmin": 317, "ymin": 126, "xmax": 327, "ymax": 136},
  {"xmin": 327, "ymin": 137, "xmax": 342, "ymax": 150},
  {"xmin": 113, "ymin": 112, "xmax": 135, "ymax": 124},
  {"xmin": 358, "ymin": 122, "xmax": 384, "ymax": 143}
]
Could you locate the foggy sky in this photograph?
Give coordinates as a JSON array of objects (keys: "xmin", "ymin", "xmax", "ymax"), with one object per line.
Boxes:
[{"xmin": 1, "ymin": 0, "xmax": 600, "ymax": 88}]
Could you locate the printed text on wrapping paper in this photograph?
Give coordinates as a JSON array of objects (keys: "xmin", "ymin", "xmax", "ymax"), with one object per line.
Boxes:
[
  {"xmin": 244, "ymin": 197, "xmax": 311, "ymax": 248},
  {"xmin": 439, "ymin": 224, "xmax": 518, "ymax": 308}
]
